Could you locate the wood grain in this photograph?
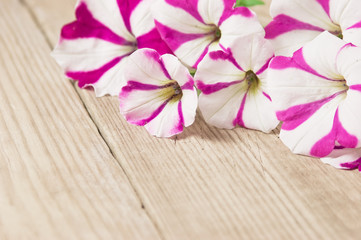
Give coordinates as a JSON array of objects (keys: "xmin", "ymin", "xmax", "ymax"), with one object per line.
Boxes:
[
  {"xmin": 0, "ymin": 0, "xmax": 161, "ymax": 239},
  {"xmin": 4, "ymin": 0, "xmax": 361, "ymax": 239}
]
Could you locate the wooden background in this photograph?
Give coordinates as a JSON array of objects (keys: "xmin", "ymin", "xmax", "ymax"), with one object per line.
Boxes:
[{"xmin": 1, "ymin": 0, "xmax": 360, "ymax": 239}]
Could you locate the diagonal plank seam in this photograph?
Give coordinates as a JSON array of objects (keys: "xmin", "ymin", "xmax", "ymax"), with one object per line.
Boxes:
[{"xmin": 18, "ymin": 0, "xmax": 166, "ymax": 239}]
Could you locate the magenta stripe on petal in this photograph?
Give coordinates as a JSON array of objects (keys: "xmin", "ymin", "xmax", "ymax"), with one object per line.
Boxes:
[
  {"xmin": 66, "ymin": 57, "xmax": 122, "ymax": 87},
  {"xmin": 117, "ymin": 0, "xmax": 142, "ymax": 33},
  {"xmin": 209, "ymin": 50, "xmax": 244, "ymax": 71},
  {"xmin": 122, "ymin": 81, "xmax": 162, "ymax": 92},
  {"xmin": 155, "ymin": 21, "xmax": 206, "ymax": 52},
  {"xmin": 171, "ymin": 101, "xmax": 185, "ymax": 135},
  {"xmin": 262, "ymin": 92, "xmax": 272, "ymax": 101},
  {"xmin": 278, "ymin": 92, "xmax": 342, "ymax": 131},
  {"xmin": 340, "ymin": 158, "xmax": 361, "ymax": 171},
  {"xmin": 256, "ymin": 56, "xmax": 273, "ymax": 75},
  {"xmin": 193, "ymin": 45, "xmax": 210, "ymax": 68},
  {"xmin": 293, "ymin": 48, "xmax": 337, "ymax": 81},
  {"xmin": 61, "ymin": 2, "xmax": 127, "ymax": 45},
  {"xmin": 347, "ymin": 20, "xmax": 361, "ymax": 30},
  {"xmin": 143, "ymin": 50, "xmax": 172, "ymax": 80},
  {"xmin": 197, "ymin": 80, "xmax": 242, "ymax": 94},
  {"xmin": 265, "ymin": 14, "xmax": 324, "ymax": 39},
  {"xmin": 233, "ymin": 93, "xmax": 248, "ymax": 127},
  {"xmin": 181, "ymin": 77, "xmax": 195, "ymax": 90},
  {"xmin": 316, "ymin": 0, "xmax": 330, "ymax": 16},
  {"xmin": 137, "ymin": 28, "xmax": 173, "ymax": 55},
  {"xmin": 270, "ymin": 56, "xmax": 293, "ymax": 70},
  {"xmin": 219, "ymin": 6, "xmax": 253, "ymax": 26},
  {"xmin": 310, "ymin": 110, "xmax": 358, "ymax": 157},
  {"xmin": 350, "ymin": 85, "xmax": 361, "ymax": 92},
  {"xmin": 133, "ymin": 101, "xmax": 169, "ymax": 126},
  {"xmin": 165, "ymin": 0, "xmax": 204, "ymax": 24}
]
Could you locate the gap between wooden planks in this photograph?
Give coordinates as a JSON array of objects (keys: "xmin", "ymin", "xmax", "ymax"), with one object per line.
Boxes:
[{"xmin": 4, "ymin": 0, "xmax": 361, "ymax": 239}]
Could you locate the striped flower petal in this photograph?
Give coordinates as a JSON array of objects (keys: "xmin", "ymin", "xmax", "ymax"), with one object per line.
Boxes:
[
  {"xmin": 52, "ymin": 0, "xmax": 171, "ymax": 97},
  {"xmin": 195, "ymin": 35, "xmax": 279, "ymax": 132},
  {"xmin": 267, "ymin": 32, "xmax": 361, "ymax": 158},
  {"xmin": 119, "ymin": 49, "xmax": 197, "ymax": 138},
  {"xmin": 321, "ymin": 146, "xmax": 361, "ymax": 171},
  {"xmin": 152, "ymin": 0, "xmax": 264, "ymax": 68},
  {"xmin": 265, "ymin": 0, "xmax": 361, "ymax": 56}
]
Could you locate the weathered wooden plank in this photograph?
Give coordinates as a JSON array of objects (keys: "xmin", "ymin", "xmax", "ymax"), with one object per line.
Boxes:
[
  {"xmin": 25, "ymin": 0, "xmax": 361, "ymax": 239},
  {"xmin": 0, "ymin": 0, "xmax": 161, "ymax": 239}
]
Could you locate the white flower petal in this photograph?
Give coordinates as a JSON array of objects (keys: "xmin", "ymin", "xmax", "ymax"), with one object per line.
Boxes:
[
  {"xmin": 195, "ymin": 50, "xmax": 244, "ymax": 86},
  {"xmin": 279, "ymin": 94, "xmax": 342, "ymax": 157},
  {"xmin": 119, "ymin": 87, "xmax": 168, "ymax": 125},
  {"xmin": 52, "ymin": 38, "xmax": 133, "ymax": 72},
  {"xmin": 321, "ymin": 147, "xmax": 361, "ymax": 170},
  {"xmin": 90, "ymin": 59, "xmax": 128, "ymax": 97},
  {"xmin": 180, "ymin": 89, "xmax": 198, "ymax": 127},
  {"xmin": 173, "ymin": 36, "xmax": 217, "ymax": 68},
  {"xmin": 125, "ymin": 49, "xmax": 171, "ymax": 85},
  {"xmin": 161, "ymin": 54, "xmax": 193, "ymax": 87},
  {"xmin": 241, "ymin": 90, "xmax": 279, "ymax": 133},
  {"xmin": 337, "ymin": 91, "xmax": 361, "ymax": 148},
  {"xmin": 197, "ymin": 0, "xmax": 225, "ymax": 24},
  {"xmin": 229, "ymin": 35, "xmax": 273, "ymax": 73},
  {"xmin": 300, "ymin": 31, "xmax": 345, "ymax": 79},
  {"xmin": 144, "ymin": 102, "xmax": 184, "ymax": 138},
  {"xmin": 268, "ymin": 58, "xmax": 345, "ymax": 112},
  {"xmin": 266, "ymin": 29, "xmax": 321, "ymax": 56},
  {"xmin": 130, "ymin": 0, "xmax": 155, "ymax": 37},
  {"xmin": 270, "ymin": 0, "xmax": 337, "ymax": 30},
  {"xmin": 199, "ymin": 84, "xmax": 247, "ymax": 129},
  {"xmin": 79, "ymin": 0, "xmax": 133, "ymax": 41},
  {"xmin": 337, "ymin": 0, "xmax": 361, "ymax": 29},
  {"xmin": 152, "ymin": 0, "xmax": 209, "ymax": 34},
  {"xmin": 219, "ymin": 11, "xmax": 264, "ymax": 47}
]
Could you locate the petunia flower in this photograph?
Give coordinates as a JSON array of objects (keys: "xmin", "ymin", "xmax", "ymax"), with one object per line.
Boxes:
[
  {"xmin": 195, "ymin": 34, "xmax": 279, "ymax": 132},
  {"xmin": 152, "ymin": 0, "xmax": 264, "ymax": 69},
  {"xmin": 265, "ymin": 0, "xmax": 361, "ymax": 56},
  {"xmin": 322, "ymin": 146, "xmax": 361, "ymax": 171},
  {"xmin": 119, "ymin": 48, "xmax": 198, "ymax": 138},
  {"xmin": 267, "ymin": 31, "xmax": 361, "ymax": 158},
  {"xmin": 52, "ymin": 0, "xmax": 172, "ymax": 97}
]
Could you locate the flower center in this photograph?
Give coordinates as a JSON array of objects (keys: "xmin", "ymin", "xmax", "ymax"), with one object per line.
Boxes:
[
  {"xmin": 214, "ymin": 27, "xmax": 221, "ymax": 41},
  {"xmin": 160, "ymin": 81, "xmax": 183, "ymax": 103},
  {"xmin": 245, "ymin": 70, "xmax": 260, "ymax": 93},
  {"xmin": 331, "ymin": 25, "xmax": 343, "ymax": 39}
]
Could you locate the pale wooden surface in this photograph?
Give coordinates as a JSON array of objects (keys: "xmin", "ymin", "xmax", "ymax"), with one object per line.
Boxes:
[{"xmin": 1, "ymin": 0, "xmax": 361, "ymax": 239}]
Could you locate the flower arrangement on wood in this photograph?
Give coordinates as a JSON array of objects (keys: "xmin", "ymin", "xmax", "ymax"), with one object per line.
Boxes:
[
  {"xmin": 53, "ymin": 0, "xmax": 361, "ymax": 172},
  {"xmin": 195, "ymin": 34, "xmax": 279, "ymax": 132}
]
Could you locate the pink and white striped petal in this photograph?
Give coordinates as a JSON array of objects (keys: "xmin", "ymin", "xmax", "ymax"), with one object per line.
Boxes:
[
  {"xmin": 195, "ymin": 35, "xmax": 279, "ymax": 132},
  {"xmin": 321, "ymin": 147, "xmax": 361, "ymax": 171},
  {"xmin": 119, "ymin": 49, "xmax": 197, "ymax": 138},
  {"xmin": 52, "ymin": 0, "xmax": 171, "ymax": 97},
  {"xmin": 153, "ymin": 0, "xmax": 264, "ymax": 68},
  {"xmin": 267, "ymin": 32, "xmax": 361, "ymax": 158},
  {"xmin": 265, "ymin": 0, "xmax": 361, "ymax": 56}
]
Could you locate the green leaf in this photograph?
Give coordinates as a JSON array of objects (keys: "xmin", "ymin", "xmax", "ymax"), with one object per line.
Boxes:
[{"xmin": 234, "ymin": 0, "xmax": 264, "ymax": 7}]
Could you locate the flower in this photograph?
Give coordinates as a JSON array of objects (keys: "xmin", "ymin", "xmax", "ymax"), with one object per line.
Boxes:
[
  {"xmin": 267, "ymin": 31, "xmax": 361, "ymax": 158},
  {"xmin": 265, "ymin": 0, "xmax": 361, "ymax": 56},
  {"xmin": 195, "ymin": 34, "xmax": 279, "ymax": 132},
  {"xmin": 322, "ymin": 146, "xmax": 361, "ymax": 171},
  {"xmin": 119, "ymin": 48, "xmax": 198, "ymax": 137},
  {"xmin": 52, "ymin": 0, "xmax": 172, "ymax": 97},
  {"xmin": 152, "ymin": 0, "xmax": 264, "ymax": 68}
]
